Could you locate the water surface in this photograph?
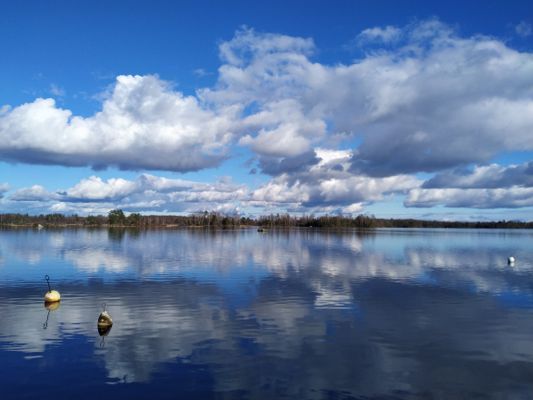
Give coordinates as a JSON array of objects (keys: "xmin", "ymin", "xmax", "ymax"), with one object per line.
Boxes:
[{"xmin": 1, "ymin": 228, "xmax": 533, "ymax": 399}]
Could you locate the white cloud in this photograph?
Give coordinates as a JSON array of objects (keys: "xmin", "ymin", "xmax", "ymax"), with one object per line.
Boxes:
[
  {"xmin": 5, "ymin": 174, "xmax": 251, "ymax": 215},
  {"xmin": 1, "ymin": 21, "xmax": 533, "ymax": 213},
  {"xmin": 2, "ymin": 22, "xmax": 532, "ymax": 179},
  {"xmin": 405, "ymin": 187, "xmax": 533, "ymax": 208},
  {"xmin": 0, "ymin": 183, "xmax": 9, "ymax": 199},
  {"xmin": 318, "ymin": 175, "xmax": 418, "ymax": 204},
  {"xmin": 48, "ymin": 201, "xmax": 130, "ymax": 215},
  {"xmin": 252, "ymin": 176, "xmax": 310, "ymax": 204},
  {"xmin": 10, "ymin": 185, "xmax": 57, "ymax": 201},
  {"xmin": 251, "ymin": 148, "xmax": 420, "ymax": 211},
  {"xmin": 49, "ymin": 84, "xmax": 65, "ymax": 97},
  {"xmin": 357, "ymin": 25, "xmax": 402, "ymax": 43},
  {"xmin": 207, "ymin": 21, "xmax": 533, "ymax": 176},
  {"xmin": 3, "ymin": 154, "xmax": 420, "ymax": 215},
  {"xmin": 314, "ymin": 148, "xmax": 352, "ymax": 166},
  {"xmin": 239, "ymin": 99, "xmax": 326, "ymax": 157},
  {"xmin": 193, "ymin": 68, "xmax": 212, "ymax": 77},
  {"xmin": 423, "ymin": 162, "xmax": 533, "ymax": 189},
  {"xmin": 515, "ymin": 21, "xmax": 532, "ymax": 38},
  {"xmin": 406, "ymin": 161, "xmax": 533, "ymax": 210},
  {"xmin": 342, "ymin": 203, "xmax": 364, "ymax": 214},
  {"xmin": 0, "ymin": 75, "xmax": 237, "ymax": 172},
  {"xmin": 64, "ymin": 176, "xmax": 138, "ymax": 201},
  {"xmin": 218, "ymin": 27, "xmax": 314, "ymax": 67}
]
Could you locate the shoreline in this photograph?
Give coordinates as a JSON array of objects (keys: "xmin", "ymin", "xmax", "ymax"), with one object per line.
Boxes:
[
  {"xmin": 0, "ymin": 223, "xmax": 532, "ymax": 230},
  {"xmin": 0, "ymin": 210, "xmax": 531, "ymax": 230}
]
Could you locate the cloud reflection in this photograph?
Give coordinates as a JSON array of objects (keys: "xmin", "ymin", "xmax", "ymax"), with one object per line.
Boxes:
[{"xmin": 0, "ymin": 229, "xmax": 532, "ymax": 397}]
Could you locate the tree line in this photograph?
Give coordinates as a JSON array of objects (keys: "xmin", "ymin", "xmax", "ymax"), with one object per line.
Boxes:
[{"xmin": 0, "ymin": 210, "xmax": 531, "ymax": 229}]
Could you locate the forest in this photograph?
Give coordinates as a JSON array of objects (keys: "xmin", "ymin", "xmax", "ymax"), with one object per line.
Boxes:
[{"xmin": 0, "ymin": 209, "xmax": 531, "ymax": 229}]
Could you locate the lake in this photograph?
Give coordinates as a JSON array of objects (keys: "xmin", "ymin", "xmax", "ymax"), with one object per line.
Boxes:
[{"xmin": 0, "ymin": 227, "xmax": 532, "ymax": 399}]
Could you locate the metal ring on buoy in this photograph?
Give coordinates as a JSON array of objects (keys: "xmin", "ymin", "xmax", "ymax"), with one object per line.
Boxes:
[{"xmin": 44, "ymin": 275, "xmax": 61, "ymax": 303}]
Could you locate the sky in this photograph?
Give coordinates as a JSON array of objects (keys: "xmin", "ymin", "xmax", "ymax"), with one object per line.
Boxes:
[{"xmin": 0, "ymin": 0, "xmax": 532, "ymax": 220}]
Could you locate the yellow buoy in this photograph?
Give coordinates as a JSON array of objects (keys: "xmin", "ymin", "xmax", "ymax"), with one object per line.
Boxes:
[
  {"xmin": 97, "ymin": 303, "xmax": 113, "ymax": 328},
  {"xmin": 44, "ymin": 292, "xmax": 61, "ymax": 305},
  {"xmin": 44, "ymin": 275, "xmax": 61, "ymax": 303}
]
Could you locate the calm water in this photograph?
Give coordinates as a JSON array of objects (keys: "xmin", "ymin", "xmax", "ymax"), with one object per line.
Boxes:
[{"xmin": 1, "ymin": 228, "xmax": 533, "ymax": 399}]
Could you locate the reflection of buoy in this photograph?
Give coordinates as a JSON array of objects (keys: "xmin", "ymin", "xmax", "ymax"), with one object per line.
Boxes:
[
  {"xmin": 44, "ymin": 301, "xmax": 61, "ymax": 311},
  {"xmin": 98, "ymin": 324, "xmax": 112, "ymax": 337},
  {"xmin": 508, "ymin": 256, "xmax": 516, "ymax": 265},
  {"xmin": 43, "ymin": 301, "xmax": 60, "ymax": 329},
  {"xmin": 44, "ymin": 275, "xmax": 61, "ymax": 303},
  {"xmin": 98, "ymin": 303, "xmax": 113, "ymax": 328}
]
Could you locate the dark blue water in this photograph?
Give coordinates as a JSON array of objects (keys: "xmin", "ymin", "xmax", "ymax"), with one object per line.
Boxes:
[{"xmin": 1, "ymin": 227, "xmax": 533, "ymax": 399}]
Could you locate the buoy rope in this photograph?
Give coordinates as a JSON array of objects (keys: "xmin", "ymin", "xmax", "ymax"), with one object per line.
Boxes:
[
  {"xmin": 43, "ymin": 309, "xmax": 50, "ymax": 330},
  {"xmin": 45, "ymin": 275, "xmax": 51, "ymax": 292}
]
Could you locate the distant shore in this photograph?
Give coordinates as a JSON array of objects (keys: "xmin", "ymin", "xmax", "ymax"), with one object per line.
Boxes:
[{"xmin": 0, "ymin": 210, "xmax": 531, "ymax": 230}]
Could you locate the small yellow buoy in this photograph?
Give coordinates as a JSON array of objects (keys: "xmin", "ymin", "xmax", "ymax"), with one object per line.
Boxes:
[
  {"xmin": 98, "ymin": 303, "xmax": 113, "ymax": 328},
  {"xmin": 44, "ymin": 275, "xmax": 61, "ymax": 303}
]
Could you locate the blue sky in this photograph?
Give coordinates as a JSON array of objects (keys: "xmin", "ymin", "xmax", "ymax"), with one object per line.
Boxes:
[{"xmin": 0, "ymin": 0, "xmax": 532, "ymax": 220}]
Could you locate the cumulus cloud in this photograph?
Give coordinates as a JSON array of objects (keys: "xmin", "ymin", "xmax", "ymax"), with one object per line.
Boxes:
[
  {"xmin": 10, "ymin": 185, "xmax": 57, "ymax": 201},
  {"xmin": 3, "ymin": 148, "xmax": 421, "ymax": 215},
  {"xmin": 0, "ymin": 75, "xmax": 236, "ymax": 172},
  {"xmin": 346, "ymin": 26, "xmax": 533, "ymax": 175},
  {"xmin": 204, "ymin": 21, "xmax": 533, "ymax": 177},
  {"xmin": 5, "ymin": 174, "xmax": 250, "ymax": 215},
  {"xmin": 404, "ymin": 161, "xmax": 533, "ymax": 209},
  {"xmin": 202, "ymin": 28, "xmax": 326, "ymax": 167},
  {"xmin": 251, "ymin": 148, "xmax": 420, "ymax": 213},
  {"xmin": 405, "ymin": 187, "xmax": 533, "ymax": 209},
  {"xmin": 238, "ymin": 99, "xmax": 326, "ymax": 158},
  {"xmin": 1, "ymin": 21, "xmax": 533, "ymax": 213},
  {"xmin": 423, "ymin": 162, "xmax": 533, "ymax": 189},
  {"xmin": 257, "ymin": 150, "xmax": 320, "ymax": 176},
  {"xmin": 2, "ymin": 21, "xmax": 532, "ymax": 179},
  {"xmin": 63, "ymin": 176, "xmax": 138, "ymax": 201}
]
